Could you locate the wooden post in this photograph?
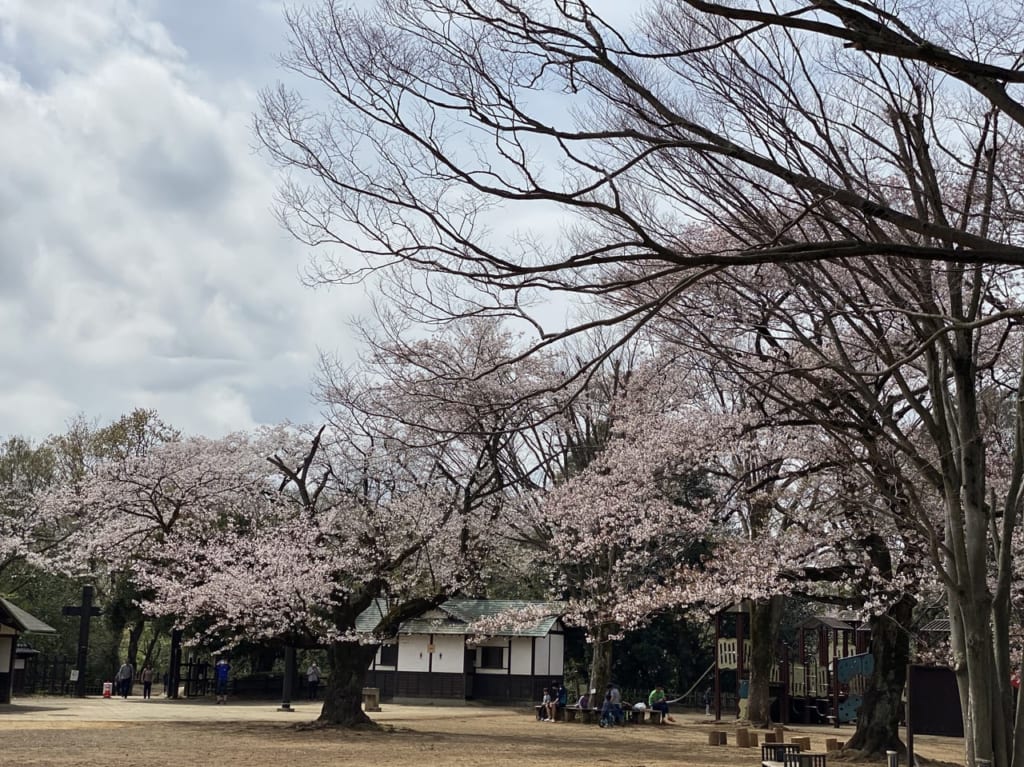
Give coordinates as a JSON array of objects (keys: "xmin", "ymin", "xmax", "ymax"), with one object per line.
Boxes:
[
  {"xmin": 736, "ymin": 607, "xmax": 746, "ymax": 718},
  {"xmin": 780, "ymin": 644, "xmax": 790, "ymax": 725},
  {"xmin": 714, "ymin": 611, "xmax": 722, "ymax": 721},
  {"xmin": 831, "ymin": 627, "xmax": 840, "ymax": 727},
  {"xmin": 737, "ymin": 728, "xmax": 750, "ymax": 747},
  {"xmin": 61, "ymin": 585, "xmax": 102, "ymax": 698},
  {"xmin": 800, "ymin": 626, "xmax": 810, "ymax": 723}
]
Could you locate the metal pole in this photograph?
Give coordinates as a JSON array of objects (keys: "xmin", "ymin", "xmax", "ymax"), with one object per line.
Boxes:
[{"xmin": 906, "ymin": 665, "xmax": 914, "ymax": 767}]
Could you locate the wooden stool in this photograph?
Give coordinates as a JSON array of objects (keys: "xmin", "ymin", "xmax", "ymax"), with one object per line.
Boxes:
[{"xmin": 361, "ymin": 687, "xmax": 381, "ymax": 712}]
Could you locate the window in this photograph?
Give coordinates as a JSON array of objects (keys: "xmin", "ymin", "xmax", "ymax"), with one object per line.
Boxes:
[
  {"xmin": 378, "ymin": 643, "xmax": 398, "ymax": 666},
  {"xmin": 480, "ymin": 646, "xmax": 504, "ymax": 669}
]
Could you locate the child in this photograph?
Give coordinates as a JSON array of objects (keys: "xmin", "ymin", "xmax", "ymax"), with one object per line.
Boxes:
[
  {"xmin": 538, "ymin": 688, "xmax": 551, "ymax": 721},
  {"xmin": 599, "ymin": 692, "xmax": 615, "ymax": 727}
]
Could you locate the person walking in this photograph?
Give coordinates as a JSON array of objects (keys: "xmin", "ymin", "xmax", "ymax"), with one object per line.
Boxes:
[
  {"xmin": 141, "ymin": 666, "xmax": 154, "ymax": 699},
  {"xmin": 607, "ymin": 683, "xmax": 624, "ymax": 725},
  {"xmin": 214, "ymin": 657, "xmax": 231, "ymax": 704},
  {"xmin": 306, "ymin": 661, "xmax": 321, "ymax": 700},
  {"xmin": 115, "ymin": 660, "xmax": 134, "ymax": 699}
]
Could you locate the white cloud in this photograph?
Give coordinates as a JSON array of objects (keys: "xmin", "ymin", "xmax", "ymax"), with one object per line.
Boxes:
[{"xmin": 0, "ymin": 0, "xmax": 366, "ymax": 441}]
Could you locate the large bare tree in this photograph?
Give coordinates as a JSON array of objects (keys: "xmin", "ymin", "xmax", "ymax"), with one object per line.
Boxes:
[{"xmin": 258, "ymin": 1, "xmax": 1024, "ymax": 762}]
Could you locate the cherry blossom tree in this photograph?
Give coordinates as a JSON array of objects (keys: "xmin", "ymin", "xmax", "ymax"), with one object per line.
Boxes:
[
  {"xmin": 44, "ymin": 415, "xmax": 511, "ymax": 726},
  {"xmin": 521, "ymin": 376, "xmax": 718, "ymax": 691},
  {"xmin": 0, "ymin": 436, "xmax": 59, "ymax": 582}
]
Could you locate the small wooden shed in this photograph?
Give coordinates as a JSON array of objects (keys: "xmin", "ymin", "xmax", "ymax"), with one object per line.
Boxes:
[{"xmin": 0, "ymin": 597, "xmax": 56, "ymax": 703}]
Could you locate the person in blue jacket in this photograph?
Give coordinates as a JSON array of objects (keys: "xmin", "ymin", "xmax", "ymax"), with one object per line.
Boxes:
[{"xmin": 214, "ymin": 657, "xmax": 231, "ymax": 704}]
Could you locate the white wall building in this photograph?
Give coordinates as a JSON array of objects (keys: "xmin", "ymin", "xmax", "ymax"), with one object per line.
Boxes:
[{"xmin": 360, "ymin": 599, "xmax": 565, "ymax": 703}]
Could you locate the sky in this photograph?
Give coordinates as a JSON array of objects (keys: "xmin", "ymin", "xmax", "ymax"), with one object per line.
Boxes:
[{"xmin": 0, "ymin": 0, "xmax": 370, "ymax": 441}]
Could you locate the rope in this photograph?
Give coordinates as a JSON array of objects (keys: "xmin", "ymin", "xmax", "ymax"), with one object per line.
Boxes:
[{"xmin": 666, "ymin": 661, "xmax": 715, "ymax": 705}]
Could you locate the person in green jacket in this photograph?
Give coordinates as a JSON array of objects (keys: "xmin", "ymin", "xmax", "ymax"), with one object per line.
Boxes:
[{"xmin": 648, "ymin": 685, "xmax": 674, "ymax": 722}]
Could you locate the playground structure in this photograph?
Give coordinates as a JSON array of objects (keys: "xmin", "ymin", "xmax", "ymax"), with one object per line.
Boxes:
[{"xmin": 714, "ymin": 604, "xmax": 872, "ymax": 725}]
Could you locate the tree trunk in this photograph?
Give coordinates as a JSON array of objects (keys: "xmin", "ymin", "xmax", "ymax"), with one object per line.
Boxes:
[
  {"xmin": 845, "ymin": 595, "xmax": 912, "ymax": 757},
  {"xmin": 317, "ymin": 642, "xmax": 379, "ymax": 726},
  {"xmin": 747, "ymin": 596, "xmax": 782, "ymax": 726},
  {"xmin": 126, "ymin": 620, "xmax": 145, "ymax": 670},
  {"xmin": 589, "ymin": 624, "xmax": 614, "ymax": 705}
]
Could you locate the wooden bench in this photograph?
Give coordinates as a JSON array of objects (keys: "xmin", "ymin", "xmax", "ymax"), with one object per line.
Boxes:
[
  {"xmin": 623, "ymin": 707, "xmax": 666, "ymax": 724},
  {"xmin": 785, "ymin": 754, "xmax": 827, "ymax": 767},
  {"xmin": 762, "ymin": 742, "xmax": 801, "ymax": 767},
  {"xmin": 563, "ymin": 705, "xmax": 599, "ymax": 723}
]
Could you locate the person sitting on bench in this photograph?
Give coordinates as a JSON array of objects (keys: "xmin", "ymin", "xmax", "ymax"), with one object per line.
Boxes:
[
  {"xmin": 538, "ymin": 688, "xmax": 553, "ymax": 721},
  {"xmin": 648, "ymin": 685, "xmax": 674, "ymax": 722}
]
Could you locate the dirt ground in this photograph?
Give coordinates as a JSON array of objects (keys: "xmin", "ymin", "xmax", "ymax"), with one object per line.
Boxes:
[{"xmin": 0, "ymin": 697, "xmax": 966, "ymax": 767}]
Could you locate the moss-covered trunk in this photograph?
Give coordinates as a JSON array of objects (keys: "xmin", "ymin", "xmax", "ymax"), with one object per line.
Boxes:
[
  {"xmin": 747, "ymin": 596, "xmax": 782, "ymax": 725},
  {"xmin": 317, "ymin": 643, "xmax": 379, "ymax": 726},
  {"xmin": 589, "ymin": 624, "xmax": 614, "ymax": 703},
  {"xmin": 845, "ymin": 595, "xmax": 912, "ymax": 757}
]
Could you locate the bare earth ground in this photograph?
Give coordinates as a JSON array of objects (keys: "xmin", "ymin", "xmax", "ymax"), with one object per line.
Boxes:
[{"xmin": 0, "ymin": 696, "xmax": 965, "ymax": 767}]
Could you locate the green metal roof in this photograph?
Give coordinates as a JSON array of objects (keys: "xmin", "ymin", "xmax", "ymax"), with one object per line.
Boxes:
[
  {"xmin": 0, "ymin": 598, "xmax": 57, "ymax": 634},
  {"xmin": 356, "ymin": 599, "xmax": 562, "ymax": 638}
]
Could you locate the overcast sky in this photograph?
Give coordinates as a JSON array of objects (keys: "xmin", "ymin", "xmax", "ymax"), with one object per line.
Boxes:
[{"xmin": 0, "ymin": 0, "xmax": 370, "ymax": 441}]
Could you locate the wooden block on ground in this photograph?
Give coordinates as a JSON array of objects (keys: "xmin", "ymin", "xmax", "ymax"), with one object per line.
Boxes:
[
  {"xmin": 764, "ymin": 732, "xmax": 778, "ymax": 743},
  {"xmin": 749, "ymin": 734, "xmax": 759, "ymax": 747},
  {"xmin": 709, "ymin": 730, "xmax": 727, "ymax": 746},
  {"xmin": 361, "ymin": 687, "xmax": 381, "ymax": 712},
  {"xmin": 737, "ymin": 728, "xmax": 750, "ymax": 748},
  {"xmin": 774, "ymin": 726, "xmax": 786, "ymax": 743},
  {"xmin": 825, "ymin": 738, "xmax": 840, "ymax": 752},
  {"xmin": 792, "ymin": 736, "xmax": 812, "ymax": 751}
]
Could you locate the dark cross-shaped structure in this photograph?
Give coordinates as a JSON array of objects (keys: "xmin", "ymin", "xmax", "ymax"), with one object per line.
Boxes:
[{"xmin": 62, "ymin": 585, "xmax": 102, "ymax": 698}]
